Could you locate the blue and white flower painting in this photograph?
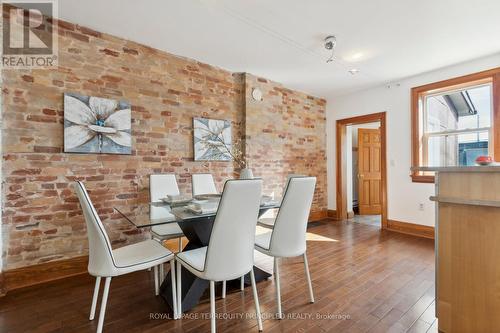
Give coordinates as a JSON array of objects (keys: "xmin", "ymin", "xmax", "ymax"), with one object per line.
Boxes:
[
  {"xmin": 193, "ymin": 117, "xmax": 232, "ymax": 161},
  {"xmin": 64, "ymin": 93, "xmax": 132, "ymax": 154}
]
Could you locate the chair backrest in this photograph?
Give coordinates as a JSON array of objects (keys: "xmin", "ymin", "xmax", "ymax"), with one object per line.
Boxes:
[
  {"xmin": 203, "ymin": 179, "xmax": 262, "ymax": 281},
  {"xmin": 74, "ymin": 181, "xmax": 116, "ymax": 276},
  {"xmin": 269, "ymin": 177, "xmax": 316, "ymax": 257},
  {"xmin": 192, "ymin": 173, "xmax": 218, "ymax": 197},
  {"xmin": 150, "ymin": 174, "xmax": 180, "ymax": 202},
  {"xmin": 280, "ymin": 173, "xmax": 304, "ymax": 204}
]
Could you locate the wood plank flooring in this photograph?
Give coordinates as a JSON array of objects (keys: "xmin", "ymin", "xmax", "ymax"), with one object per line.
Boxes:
[{"xmin": 0, "ymin": 219, "xmax": 436, "ymax": 333}]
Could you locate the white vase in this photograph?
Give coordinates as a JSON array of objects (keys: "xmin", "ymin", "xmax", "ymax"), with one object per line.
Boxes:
[{"xmin": 239, "ymin": 168, "xmax": 254, "ymax": 179}]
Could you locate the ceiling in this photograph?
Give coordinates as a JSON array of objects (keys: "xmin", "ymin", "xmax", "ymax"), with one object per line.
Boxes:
[{"xmin": 59, "ymin": 0, "xmax": 500, "ymax": 98}]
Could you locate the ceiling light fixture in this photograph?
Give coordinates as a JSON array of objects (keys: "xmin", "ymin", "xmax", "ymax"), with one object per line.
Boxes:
[
  {"xmin": 350, "ymin": 52, "xmax": 364, "ymax": 61},
  {"xmin": 324, "ymin": 35, "xmax": 337, "ymax": 63},
  {"xmin": 348, "ymin": 68, "xmax": 360, "ymax": 75}
]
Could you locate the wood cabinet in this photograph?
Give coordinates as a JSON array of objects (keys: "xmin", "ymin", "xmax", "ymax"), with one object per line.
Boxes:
[{"xmin": 423, "ymin": 167, "xmax": 500, "ymax": 332}]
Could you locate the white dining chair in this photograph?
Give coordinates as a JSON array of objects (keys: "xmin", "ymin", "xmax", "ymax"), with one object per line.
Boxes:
[
  {"xmin": 222, "ymin": 174, "xmax": 307, "ymax": 297},
  {"xmin": 254, "ymin": 176, "xmax": 316, "ymax": 319},
  {"xmin": 75, "ymin": 181, "xmax": 177, "ymax": 333},
  {"xmin": 150, "ymin": 174, "xmax": 185, "ymax": 251},
  {"xmin": 191, "ymin": 173, "xmax": 218, "ymax": 197},
  {"xmin": 258, "ymin": 173, "xmax": 304, "ymax": 229},
  {"xmin": 176, "ymin": 179, "xmax": 264, "ymax": 333}
]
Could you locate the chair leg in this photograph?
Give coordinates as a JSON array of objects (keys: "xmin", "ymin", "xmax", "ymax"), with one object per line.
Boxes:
[
  {"xmin": 250, "ymin": 269, "xmax": 263, "ymax": 331},
  {"xmin": 170, "ymin": 260, "xmax": 178, "ymax": 319},
  {"xmin": 89, "ymin": 276, "xmax": 101, "ymax": 320},
  {"xmin": 160, "ymin": 264, "xmax": 164, "ymax": 281},
  {"xmin": 273, "ymin": 258, "xmax": 277, "ymax": 278},
  {"xmin": 177, "ymin": 261, "xmax": 182, "ymax": 317},
  {"xmin": 210, "ymin": 280, "xmax": 216, "ymax": 333},
  {"xmin": 154, "ymin": 266, "xmax": 159, "ymax": 296},
  {"xmin": 240, "ymin": 275, "xmax": 245, "ymax": 291},
  {"xmin": 148, "ymin": 234, "xmax": 154, "ymax": 271},
  {"xmin": 178, "ymin": 237, "xmax": 183, "ymax": 252},
  {"xmin": 274, "ymin": 257, "xmax": 283, "ymax": 319},
  {"xmin": 96, "ymin": 277, "xmax": 111, "ymax": 333},
  {"xmin": 222, "ymin": 280, "xmax": 226, "ymax": 299},
  {"xmin": 303, "ymin": 252, "xmax": 315, "ymax": 303}
]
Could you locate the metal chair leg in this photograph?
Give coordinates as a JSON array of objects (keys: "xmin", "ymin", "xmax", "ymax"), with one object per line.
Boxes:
[
  {"xmin": 303, "ymin": 252, "xmax": 315, "ymax": 303},
  {"xmin": 96, "ymin": 277, "xmax": 111, "ymax": 333},
  {"xmin": 154, "ymin": 266, "xmax": 159, "ymax": 296},
  {"xmin": 177, "ymin": 261, "xmax": 182, "ymax": 318},
  {"xmin": 170, "ymin": 260, "xmax": 178, "ymax": 319},
  {"xmin": 89, "ymin": 276, "xmax": 101, "ymax": 320},
  {"xmin": 250, "ymin": 269, "xmax": 263, "ymax": 331},
  {"xmin": 274, "ymin": 257, "xmax": 283, "ymax": 319},
  {"xmin": 210, "ymin": 280, "xmax": 216, "ymax": 333}
]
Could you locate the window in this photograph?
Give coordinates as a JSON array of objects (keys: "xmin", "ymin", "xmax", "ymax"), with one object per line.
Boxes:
[
  {"xmin": 411, "ymin": 68, "xmax": 500, "ymax": 183},
  {"xmin": 424, "ymin": 82, "xmax": 492, "ymax": 167}
]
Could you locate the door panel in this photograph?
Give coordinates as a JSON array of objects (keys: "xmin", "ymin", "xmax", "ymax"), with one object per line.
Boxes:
[{"xmin": 358, "ymin": 128, "xmax": 382, "ymax": 215}]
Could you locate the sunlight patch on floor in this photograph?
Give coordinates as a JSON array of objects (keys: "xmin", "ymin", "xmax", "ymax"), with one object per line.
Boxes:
[
  {"xmin": 306, "ymin": 232, "xmax": 339, "ymax": 242},
  {"xmin": 256, "ymin": 225, "xmax": 338, "ymax": 242}
]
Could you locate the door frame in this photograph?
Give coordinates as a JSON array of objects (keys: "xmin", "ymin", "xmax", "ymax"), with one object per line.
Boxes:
[{"xmin": 336, "ymin": 112, "xmax": 388, "ymax": 228}]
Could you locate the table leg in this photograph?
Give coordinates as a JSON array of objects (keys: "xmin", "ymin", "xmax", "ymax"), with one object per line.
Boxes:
[
  {"xmin": 160, "ymin": 207, "xmax": 275, "ymax": 312},
  {"xmin": 160, "ymin": 218, "xmax": 212, "ymax": 313}
]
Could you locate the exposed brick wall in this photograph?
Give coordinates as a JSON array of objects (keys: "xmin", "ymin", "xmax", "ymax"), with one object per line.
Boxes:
[
  {"xmin": 244, "ymin": 75, "xmax": 327, "ymax": 211},
  {"xmin": 1, "ymin": 18, "xmax": 326, "ymax": 270}
]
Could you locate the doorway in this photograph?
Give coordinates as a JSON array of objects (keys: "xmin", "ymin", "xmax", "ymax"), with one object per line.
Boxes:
[{"xmin": 336, "ymin": 112, "xmax": 388, "ymax": 228}]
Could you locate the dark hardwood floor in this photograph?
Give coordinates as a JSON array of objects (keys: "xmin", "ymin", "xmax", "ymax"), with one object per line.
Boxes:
[{"xmin": 0, "ymin": 219, "xmax": 436, "ymax": 333}]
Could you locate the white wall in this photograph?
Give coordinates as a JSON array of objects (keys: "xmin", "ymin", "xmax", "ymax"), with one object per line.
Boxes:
[
  {"xmin": 346, "ymin": 122, "xmax": 380, "ymax": 213},
  {"xmin": 326, "ymin": 52, "xmax": 500, "ymax": 226}
]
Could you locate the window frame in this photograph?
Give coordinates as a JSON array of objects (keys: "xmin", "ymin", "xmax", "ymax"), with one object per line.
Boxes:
[
  {"xmin": 411, "ymin": 67, "xmax": 500, "ymax": 183},
  {"xmin": 422, "ymin": 82, "xmax": 493, "ymax": 167}
]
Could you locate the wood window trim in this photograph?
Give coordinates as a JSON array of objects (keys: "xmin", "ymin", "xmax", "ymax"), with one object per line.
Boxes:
[{"xmin": 411, "ymin": 67, "xmax": 500, "ymax": 183}]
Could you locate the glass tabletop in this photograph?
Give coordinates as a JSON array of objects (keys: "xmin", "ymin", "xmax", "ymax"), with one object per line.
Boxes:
[{"xmin": 115, "ymin": 199, "xmax": 280, "ymax": 228}]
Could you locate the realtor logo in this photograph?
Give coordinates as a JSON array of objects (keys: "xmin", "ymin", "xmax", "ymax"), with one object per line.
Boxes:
[{"xmin": 1, "ymin": 0, "xmax": 58, "ymax": 68}]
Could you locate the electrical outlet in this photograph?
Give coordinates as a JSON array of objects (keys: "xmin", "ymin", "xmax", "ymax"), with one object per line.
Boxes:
[{"xmin": 418, "ymin": 203, "xmax": 425, "ymax": 211}]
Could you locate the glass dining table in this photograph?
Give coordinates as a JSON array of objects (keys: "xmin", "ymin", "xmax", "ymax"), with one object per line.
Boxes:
[{"xmin": 114, "ymin": 198, "xmax": 280, "ymax": 313}]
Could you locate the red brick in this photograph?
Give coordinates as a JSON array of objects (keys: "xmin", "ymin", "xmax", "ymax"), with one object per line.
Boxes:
[
  {"xmin": 27, "ymin": 115, "xmax": 57, "ymax": 123},
  {"xmin": 12, "ymin": 168, "xmax": 42, "ymax": 176},
  {"xmin": 123, "ymin": 47, "xmax": 139, "ymax": 55},
  {"xmin": 22, "ymin": 75, "xmax": 34, "ymax": 82},
  {"xmin": 42, "ymin": 108, "xmax": 58, "ymax": 116},
  {"xmin": 34, "ymin": 146, "xmax": 61, "ymax": 153},
  {"xmin": 78, "ymin": 26, "xmax": 101, "ymax": 37},
  {"xmin": 100, "ymin": 48, "xmax": 120, "ymax": 57}
]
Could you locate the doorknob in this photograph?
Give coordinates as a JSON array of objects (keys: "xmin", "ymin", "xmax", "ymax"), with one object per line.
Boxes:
[{"xmin": 358, "ymin": 174, "xmax": 364, "ymax": 178}]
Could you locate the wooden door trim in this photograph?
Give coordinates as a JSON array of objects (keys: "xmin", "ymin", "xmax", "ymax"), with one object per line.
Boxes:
[{"xmin": 336, "ymin": 112, "xmax": 388, "ymax": 228}]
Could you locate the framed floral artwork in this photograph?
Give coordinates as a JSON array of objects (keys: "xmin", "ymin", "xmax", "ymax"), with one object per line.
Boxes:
[
  {"xmin": 63, "ymin": 93, "xmax": 132, "ymax": 154},
  {"xmin": 193, "ymin": 117, "xmax": 232, "ymax": 161}
]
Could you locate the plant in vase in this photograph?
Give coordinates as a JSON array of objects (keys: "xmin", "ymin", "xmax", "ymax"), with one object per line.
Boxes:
[{"xmin": 199, "ymin": 131, "xmax": 252, "ymax": 178}]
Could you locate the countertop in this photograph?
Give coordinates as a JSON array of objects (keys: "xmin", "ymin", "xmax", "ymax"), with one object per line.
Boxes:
[{"xmin": 412, "ymin": 166, "xmax": 500, "ymax": 173}]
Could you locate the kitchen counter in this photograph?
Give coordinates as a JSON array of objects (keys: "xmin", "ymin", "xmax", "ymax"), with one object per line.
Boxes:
[
  {"xmin": 412, "ymin": 165, "xmax": 500, "ymax": 172},
  {"xmin": 430, "ymin": 168, "xmax": 500, "ymax": 332}
]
